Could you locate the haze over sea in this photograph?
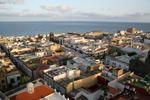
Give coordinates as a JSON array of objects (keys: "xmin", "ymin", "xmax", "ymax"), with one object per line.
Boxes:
[{"xmin": 0, "ymin": 21, "xmax": 150, "ymax": 36}]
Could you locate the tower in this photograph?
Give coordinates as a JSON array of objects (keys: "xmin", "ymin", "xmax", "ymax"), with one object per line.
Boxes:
[{"xmin": 27, "ymin": 82, "xmax": 34, "ymax": 94}]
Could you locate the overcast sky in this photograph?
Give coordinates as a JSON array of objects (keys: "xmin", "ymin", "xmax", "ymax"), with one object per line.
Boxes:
[{"xmin": 0, "ymin": 0, "xmax": 150, "ymax": 22}]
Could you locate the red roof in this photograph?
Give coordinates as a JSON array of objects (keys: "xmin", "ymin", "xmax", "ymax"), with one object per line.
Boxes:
[
  {"xmin": 15, "ymin": 85, "xmax": 54, "ymax": 100},
  {"xmin": 108, "ymin": 86, "xmax": 120, "ymax": 95}
]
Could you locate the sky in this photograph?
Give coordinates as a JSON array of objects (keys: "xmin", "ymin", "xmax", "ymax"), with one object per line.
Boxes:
[{"xmin": 0, "ymin": 0, "xmax": 150, "ymax": 22}]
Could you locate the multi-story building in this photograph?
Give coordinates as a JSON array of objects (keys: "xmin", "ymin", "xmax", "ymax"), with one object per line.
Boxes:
[{"xmin": 9, "ymin": 81, "xmax": 69, "ymax": 100}]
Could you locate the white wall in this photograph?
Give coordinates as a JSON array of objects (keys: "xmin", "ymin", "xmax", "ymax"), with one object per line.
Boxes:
[
  {"xmin": 108, "ymin": 72, "xmax": 131, "ymax": 91},
  {"xmin": 108, "ymin": 80, "xmax": 124, "ymax": 91},
  {"xmin": 75, "ymin": 89, "xmax": 104, "ymax": 100},
  {"xmin": 144, "ymin": 39, "xmax": 150, "ymax": 44},
  {"xmin": 106, "ymin": 57, "xmax": 129, "ymax": 70},
  {"xmin": 53, "ymin": 70, "xmax": 80, "ymax": 81},
  {"xmin": 40, "ymin": 92, "xmax": 68, "ymax": 100}
]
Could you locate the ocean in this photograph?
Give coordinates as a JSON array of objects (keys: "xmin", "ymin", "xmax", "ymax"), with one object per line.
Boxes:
[{"xmin": 0, "ymin": 21, "xmax": 150, "ymax": 36}]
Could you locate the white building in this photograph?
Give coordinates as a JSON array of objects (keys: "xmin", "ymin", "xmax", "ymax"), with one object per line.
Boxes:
[
  {"xmin": 67, "ymin": 57, "xmax": 97, "ymax": 72},
  {"xmin": 9, "ymin": 81, "xmax": 69, "ymax": 100},
  {"xmin": 105, "ymin": 55, "xmax": 131, "ymax": 70},
  {"xmin": 35, "ymin": 50, "xmax": 51, "ymax": 57},
  {"xmin": 43, "ymin": 65, "xmax": 80, "ymax": 85},
  {"xmin": 74, "ymin": 88, "xmax": 104, "ymax": 100}
]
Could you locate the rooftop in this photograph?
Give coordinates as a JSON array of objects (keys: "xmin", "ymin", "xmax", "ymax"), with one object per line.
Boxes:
[
  {"xmin": 107, "ymin": 86, "xmax": 120, "ymax": 95},
  {"xmin": 11, "ymin": 85, "xmax": 54, "ymax": 100},
  {"xmin": 115, "ymin": 55, "xmax": 131, "ymax": 64},
  {"xmin": 109, "ymin": 88, "xmax": 150, "ymax": 100}
]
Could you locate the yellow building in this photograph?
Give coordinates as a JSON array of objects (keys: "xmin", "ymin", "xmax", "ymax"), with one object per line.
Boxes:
[
  {"xmin": 64, "ymin": 71, "xmax": 102, "ymax": 93},
  {"xmin": 49, "ymin": 44, "xmax": 62, "ymax": 51}
]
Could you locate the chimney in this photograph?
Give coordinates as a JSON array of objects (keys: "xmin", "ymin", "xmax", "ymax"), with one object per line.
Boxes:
[{"xmin": 27, "ymin": 82, "xmax": 34, "ymax": 94}]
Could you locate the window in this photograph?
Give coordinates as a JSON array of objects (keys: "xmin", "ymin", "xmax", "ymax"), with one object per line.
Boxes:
[
  {"xmin": 112, "ymin": 62, "xmax": 116, "ymax": 66},
  {"xmin": 119, "ymin": 65, "xmax": 121, "ymax": 68},
  {"xmin": 2, "ymin": 85, "xmax": 6, "ymax": 89},
  {"xmin": 1, "ymin": 79, "xmax": 5, "ymax": 84},
  {"xmin": 107, "ymin": 59, "xmax": 110, "ymax": 63},
  {"xmin": 17, "ymin": 76, "xmax": 20, "ymax": 81},
  {"xmin": 10, "ymin": 78, "xmax": 15, "ymax": 83}
]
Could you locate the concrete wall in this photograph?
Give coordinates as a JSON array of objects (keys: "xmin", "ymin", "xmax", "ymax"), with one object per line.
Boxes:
[
  {"xmin": 53, "ymin": 81, "xmax": 66, "ymax": 95},
  {"xmin": 75, "ymin": 89, "xmax": 104, "ymax": 100},
  {"xmin": 108, "ymin": 80, "xmax": 124, "ymax": 91},
  {"xmin": 144, "ymin": 39, "xmax": 150, "ymax": 44},
  {"xmin": 53, "ymin": 70, "xmax": 80, "ymax": 81},
  {"xmin": 7, "ymin": 73, "xmax": 21, "ymax": 87},
  {"xmin": 108, "ymin": 72, "xmax": 131, "ymax": 91},
  {"xmin": 106, "ymin": 56, "xmax": 129, "ymax": 70},
  {"xmin": 66, "ymin": 73, "xmax": 101, "ymax": 93}
]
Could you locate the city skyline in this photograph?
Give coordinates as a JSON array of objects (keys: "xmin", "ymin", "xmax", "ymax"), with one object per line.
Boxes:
[{"xmin": 0, "ymin": 0, "xmax": 150, "ymax": 22}]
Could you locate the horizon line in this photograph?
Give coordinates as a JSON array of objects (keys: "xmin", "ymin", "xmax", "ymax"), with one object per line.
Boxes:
[{"xmin": 0, "ymin": 20, "xmax": 150, "ymax": 23}]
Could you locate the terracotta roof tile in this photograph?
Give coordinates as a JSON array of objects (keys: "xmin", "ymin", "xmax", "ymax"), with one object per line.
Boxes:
[{"xmin": 16, "ymin": 85, "xmax": 54, "ymax": 100}]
